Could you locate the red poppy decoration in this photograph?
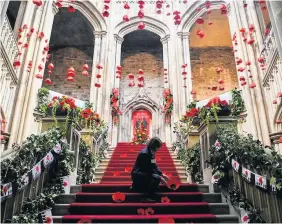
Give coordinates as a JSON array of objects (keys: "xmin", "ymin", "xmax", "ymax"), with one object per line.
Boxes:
[
  {"xmin": 112, "ymin": 192, "xmax": 126, "ymax": 203},
  {"xmin": 138, "ymin": 10, "xmax": 144, "ymax": 19},
  {"xmin": 123, "ymin": 15, "xmax": 130, "ymax": 22},
  {"xmin": 67, "ymin": 67, "xmax": 76, "ymax": 77},
  {"xmin": 33, "ymin": 0, "xmax": 42, "ymax": 7},
  {"xmin": 82, "ymin": 71, "xmax": 89, "ymax": 77},
  {"xmin": 113, "ymin": 171, "xmax": 120, "ymax": 176},
  {"xmin": 279, "ymin": 137, "xmax": 282, "ymax": 143},
  {"xmin": 138, "ymin": 22, "xmax": 145, "ymax": 30},
  {"xmin": 13, "ymin": 60, "xmax": 21, "ymax": 68},
  {"xmin": 97, "ymin": 64, "xmax": 103, "ymax": 69},
  {"xmin": 124, "ymin": 167, "xmax": 132, "ymax": 172},
  {"xmin": 77, "ymin": 219, "xmax": 92, "ymax": 223},
  {"xmin": 167, "ymin": 180, "xmax": 180, "ymax": 190},
  {"xmin": 44, "ymin": 78, "xmax": 52, "ymax": 85},
  {"xmin": 218, "ymin": 78, "xmax": 224, "ymax": 84},
  {"xmin": 220, "ymin": 4, "xmax": 228, "ymax": 15},
  {"xmin": 137, "ymin": 208, "xmax": 145, "ymax": 215},
  {"xmin": 67, "ymin": 6, "xmax": 76, "ymax": 13},
  {"xmin": 158, "ymin": 218, "xmax": 175, "ymax": 223},
  {"xmin": 95, "ymin": 83, "xmax": 101, "ymax": 88},
  {"xmin": 205, "ymin": 1, "xmax": 211, "ymax": 9},
  {"xmin": 45, "ymin": 216, "xmax": 52, "ymax": 223},
  {"xmin": 48, "ymin": 63, "xmax": 54, "ymax": 70},
  {"xmin": 196, "ymin": 17, "xmax": 204, "ymax": 24},
  {"xmin": 161, "ymin": 196, "xmax": 170, "ymax": 203},
  {"xmin": 103, "ymin": 10, "xmax": 109, "ymax": 17},
  {"xmin": 67, "ymin": 76, "xmax": 74, "ymax": 82},
  {"xmin": 145, "ymin": 207, "xmax": 154, "ymax": 215},
  {"xmin": 249, "ymin": 82, "xmax": 256, "ymax": 88},
  {"xmin": 83, "ymin": 64, "xmax": 89, "ymax": 70},
  {"xmin": 124, "ymin": 2, "xmax": 130, "ymax": 9},
  {"xmin": 35, "ymin": 74, "xmax": 43, "ymax": 79},
  {"xmin": 196, "ymin": 29, "xmax": 204, "ymax": 38},
  {"xmin": 63, "ymin": 181, "xmax": 68, "ymax": 187}
]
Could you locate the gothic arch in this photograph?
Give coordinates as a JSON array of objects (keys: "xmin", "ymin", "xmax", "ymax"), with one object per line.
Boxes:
[
  {"xmin": 114, "ymin": 16, "xmax": 170, "ymax": 38},
  {"xmin": 61, "ymin": 1, "xmax": 107, "ymax": 31},
  {"xmin": 179, "ymin": 0, "xmax": 228, "ymax": 32}
]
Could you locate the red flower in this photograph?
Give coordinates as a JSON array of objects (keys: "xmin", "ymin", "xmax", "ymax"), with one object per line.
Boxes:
[
  {"xmin": 137, "ymin": 208, "xmax": 145, "ymax": 215},
  {"xmin": 63, "ymin": 181, "xmax": 68, "ymax": 187},
  {"xmin": 138, "ymin": 22, "xmax": 145, "ymax": 30},
  {"xmin": 242, "ymin": 215, "xmax": 248, "ymax": 222},
  {"xmin": 45, "ymin": 216, "xmax": 52, "ymax": 223},
  {"xmin": 145, "ymin": 207, "xmax": 154, "ymax": 215},
  {"xmin": 161, "ymin": 196, "xmax": 170, "ymax": 203},
  {"xmin": 35, "ymin": 74, "xmax": 43, "ymax": 79},
  {"xmin": 158, "ymin": 218, "xmax": 175, "ymax": 223},
  {"xmin": 221, "ymin": 100, "xmax": 228, "ymax": 106},
  {"xmin": 120, "ymin": 154, "xmax": 127, "ymax": 158},
  {"xmin": 13, "ymin": 60, "xmax": 21, "ymax": 68},
  {"xmin": 124, "ymin": 167, "xmax": 132, "ymax": 172},
  {"xmin": 112, "ymin": 192, "xmax": 126, "ymax": 203},
  {"xmin": 68, "ymin": 6, "xmax": 76, "ymax": 12},
  {"xmin": 167, "ymin": 180, "xmax": 180, "ymax": 190}
]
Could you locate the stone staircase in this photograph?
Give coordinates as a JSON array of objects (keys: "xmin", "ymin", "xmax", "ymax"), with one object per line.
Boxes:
[{"xmin": 51, "ymin": 143, "xmax": 238, "ymax": 223}]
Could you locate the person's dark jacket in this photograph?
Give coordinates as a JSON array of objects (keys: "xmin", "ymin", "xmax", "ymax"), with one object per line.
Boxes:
[{"xmin": 131, "ymin": 147, "xmax": 162, "ymax": 177}]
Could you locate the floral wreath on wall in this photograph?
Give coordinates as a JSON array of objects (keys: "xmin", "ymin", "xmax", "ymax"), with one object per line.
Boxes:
[
  {"xmin": 163, "ymin": 88, "xmax": 173, "ymax": 125},
  {"xmin": 110, "ymin": 88, "xmax": 122, "ymax": 125}
]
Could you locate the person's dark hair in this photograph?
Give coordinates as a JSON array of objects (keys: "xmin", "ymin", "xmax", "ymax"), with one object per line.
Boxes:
[{"xmin": 147, "ymin": 137, "xmax": 162, "ymax": 151}]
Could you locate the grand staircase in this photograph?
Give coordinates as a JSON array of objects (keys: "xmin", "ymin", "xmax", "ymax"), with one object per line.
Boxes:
[{"xmin": 53, "ymin": 142, "xmax": 238, "ymax": 223}]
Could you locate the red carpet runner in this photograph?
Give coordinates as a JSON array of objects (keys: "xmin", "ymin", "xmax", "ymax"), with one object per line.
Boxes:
[{"xmin": 62, "ymin": 142, "xmax": 217, "ymax": 223}]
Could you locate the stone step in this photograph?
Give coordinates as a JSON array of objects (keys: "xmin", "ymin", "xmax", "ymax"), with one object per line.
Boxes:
[
  {"xmin": 96, "ymin": 164, "xmax": 187, "ymax": 171},
  {"xmin": 56, "ymin": 193, "xmax": 222, "ymax": 204},
  {"xmin": 94, "ymin": 177, "xmax": 188, "ymax": 183},
  {"xmin": 70, "ymin": 184, "xmax": 210, "ymax": 194},
  {"xmin": 53, "ymin": 214, "xmax": 238, "ymax": 223},
  {"xmin": 99, "ymin": 160, "xmax": 184, "ymax": 166},
  {"xmin": 52, "ymin": 203, "xmax": 230, "ymax": 216}
]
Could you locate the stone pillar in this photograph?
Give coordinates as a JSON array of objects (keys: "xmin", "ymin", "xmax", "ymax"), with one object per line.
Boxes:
[
  {"xmin": 90, "ymin": 31, "xmax": 102, "ymax": 109},
  {"xmin": 178, "ymin": 31, "xmax": 193, "ymax": 106},
  {"xmin": 19, "ymin": 2, "xmax": 59, "ymax": 142},
  {"xmin": 266, "ymin": 1, "xmax": 282, "ymax": 61},
  {"xmin": 233, "ymin": 1, "xmax": 271, "ymax": 146},
  {"xmin": 96, "ymin": 31, "xmax": 107, "ymax": 116},
  {"xmin": 227, "ymin": 2, "xmax": 260, "ymax": 140},
  {"xmin": 160, "ymin": 35, "xmax": 172, "ymax": 146}
]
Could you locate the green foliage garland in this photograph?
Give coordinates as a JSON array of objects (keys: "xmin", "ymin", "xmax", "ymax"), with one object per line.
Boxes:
[{"xmin": 37, "ymin": 87, "xmax": 50, "ymax": 115}]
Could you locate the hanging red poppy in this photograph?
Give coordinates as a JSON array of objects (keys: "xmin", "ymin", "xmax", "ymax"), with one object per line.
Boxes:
[
  {"xmin": 67, "ymin": 6, "xmax": 75, "ymax": 13},
  {"xmin": 247, "ymin": 39, "xmax": 255, "ymax": 45},
  {"xmin": 244, "ymin": 3, "xmax": 248, "ymax": 8},
  {"xmin": 190, "ymin": 90, "xmax": 196, "ymax": 95},
  {"xmin": 158, "ymin": 218, "xmax": 175, "ymax": 223},
  {"xmin": 35, "ymin": 74, "xmax": 43, "ymax": 79},
  {"xmin": 237, "ymin": 67, "xmax": 245, "ymax": 72},
  {"xmin": 236, "ymin": 58, "xmax": 242, "ymax": 65},
  {"xmin": 138, "ymin": 22, "xmax": 145, "ymax": 30},
  {"xmin": 82, "ymin": 71, "xmax": 89, "ymax": 77},
  {"xmin": 273, "ymin": 100, "xmax": 278, "ymax": 104},
  {"xmin": 44, "ymin": 78, "xmax": 52, "ymax": 85},
  {"xmin": 96, "ymin": 74, "xmax": 101, "ymax": 78},
  {"xmin": 219, "ymin": 86, "xmax": 224, "ymax": 91},
  {"xmin": 258, "ymin": 57, "xmax": 264, "ymax": 63},
  {"xmin": 67, "ymin": 76, "xmax": 74, "ymax": 82},
  {"xmin": 161, "ymin": 196, "xmax": 170, "ymax": 203},
  {"xmin": 13, "ymin": 60, "xmax": 21, "ymax": 68},
  {"xmin": 67, "ymin": 67, "xmax": 76, "ymax": 77},
  {"xmin": 208, "ymin": 21, "xmax": 213, "ymax": 25},
  {"xmin": 105, "ymin": 0, "xmax": 111, "ymax": 3},
  {"xmin": 157, "ymin": 10, "xmax": 162, "ymax": 14},
  {"xmin": 218, "ymin": 78, "xmax": 224, "ymax": 84},
  {"xmin": 216, "ymin": 67, "xmax": 224, "ymax": 74},
  {"xmin": 246, "ymin": 60, "xmax": 251, "ymax": 66},
  {"xmin": 205, "ymin": 1, "xmax": 211, "ymax": 9},
  {"xmin": 122, "ymin": 15, "xmax": 130, "ymax": 22},
  {"xmin": 239, "ymin": 76, "xmax": 245, "ymax": 81},
  {"xmin": 212, "ymin": 85, "xmax": 217, "ymax": 91},
  {"xmin": 128, "ymin": 73, "xmax": 134, "ymax": 79},
  {"xmin": 138, "ymin": 69, "xmax": 144, "ymax": 75},
  {"xmin": 196, "ymin": 29, "xmax": 204, "ymax": 38},
  {"xmin": 138, "ymin": 10, "xmax": 144, "ymax": 19},
  {"xmin": 95, "ymin": 83, "xmax": 101, "ymax": 88},
  {"xmin": 196, "ymin": 17, "xmax": 204, "ymax": 24},
  {"xmin": 48, "ymin": 63, "xmax": 54, "ymax": 70},
  {"xmin": 241, "ymin": 81, "xmax": 247, "ymax": 86},
  {"xmin": 277, "ymin": 92, "xmax": 282, "ymax": 98},
  {"xmin": 55, "ymin": 0, "xmax": 62, "ymax": 8},
  {"xmin": 82, "ymin": 64, "xmax": 89, "ymax": 70},
  {"xmin": 220, "ymin": 4, "xmax": 227, "ymax": 15},
  {"xmin": 124, "ymin": 2, "xmax": 130, "ymax": 9},
  {"xmin": 33, "ymin": 0, "xmax": 42, "ymax": 7},
  {"xmin": 249, "ymin": 82, "xmax": 256, "ymax": 88},
  {"xmin": 138, "ymin": 76, "xmax": 144, "ymax": 82},
  {"xmin": 97, "ymin": 64, "xmax": 103, "ymax": 69},
  {"xmin": 103, "ymin": 10, "xmax": 109, "ymax": 17}
]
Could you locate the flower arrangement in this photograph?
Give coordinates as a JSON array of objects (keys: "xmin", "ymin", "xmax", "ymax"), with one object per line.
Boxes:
[
  {"xmin": 163, "ymin": 88, "xmax": 173, "ymax": 125},
  {"xmin": 79, "ymin": 104, "xmax": 101, "ymax": 130},
  {"xmin": 110, "ymin": 88, "xmax": 122, "ymax": 125},
  {"xmin": 132, "ymin": 126, "xmax": 149, "ymax": 145}
]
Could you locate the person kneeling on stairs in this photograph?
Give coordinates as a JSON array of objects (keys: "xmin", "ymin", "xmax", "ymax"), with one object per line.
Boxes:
[{"xmin": 131, "ymin": 137, "xmax": 171, "ymax": 202}]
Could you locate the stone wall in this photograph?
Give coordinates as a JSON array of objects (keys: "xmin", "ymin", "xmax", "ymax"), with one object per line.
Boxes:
[
  {"xmin": 42, "ymin": 46, "xmax": 93, "ymax": 101},
  {"xmin": 119, "ymin": 47, "xmax": 164, "ymax": 107},
  {"xmin": 190, "ymin": 47, "xmax": 239, "ymax": 100}
]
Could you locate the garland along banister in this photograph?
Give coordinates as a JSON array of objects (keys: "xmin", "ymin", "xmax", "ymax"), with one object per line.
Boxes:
[
  {"xmin": 0, "ymin": 128, "xmax": 74, "ymax": 223},
  {"xmin": 208, "ymin": 125, "xmax": 282, "ymax": 222}
]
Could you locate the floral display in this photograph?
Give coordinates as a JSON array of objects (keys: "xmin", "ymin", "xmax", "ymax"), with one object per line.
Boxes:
[
  {"xmin": 110, "ymin": 88, "xmax": 122, "ymax": 125},
  {"xmin": 131, "ymin": 123, "xmax": 149, "ymax": 145},
  {"xmin": 163, "ymin": 88, "xmax": 173, "ymax": 125}
]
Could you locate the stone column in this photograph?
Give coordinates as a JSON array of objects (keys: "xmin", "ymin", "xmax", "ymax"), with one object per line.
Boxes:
[
  {"xmin": 90, "ymin": 31, "xmax": 102, "ymax": 109},
  {"xmin": 233, "ymin": 1, "xmax": 271, "ymax": 146},
  {"xmin": 227, "ymin": 1, "xmax": 260, "ymax": 140},
  {"xmin": 96, "ymin": 31, "xmax": 107, "ymax": 116},
  {"xmin": 19, "ymin": 2, "xmax": 59, "ymax": 141},
  {"xmin": 266, "ymin": 1, "xmax": 282, "ymax": 61},
  {"xmin": 178, "ymin": 32, "xmax": 193, "ymax": 106},
  {"xmin": 109, "ymin": 34, "xmax": 124, "ymax": 147}
]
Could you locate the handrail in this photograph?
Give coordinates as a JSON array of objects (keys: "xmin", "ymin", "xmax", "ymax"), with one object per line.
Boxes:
[{"xmin": 91, "ymin": 126, "xmax": 109, "ymax": 157}]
